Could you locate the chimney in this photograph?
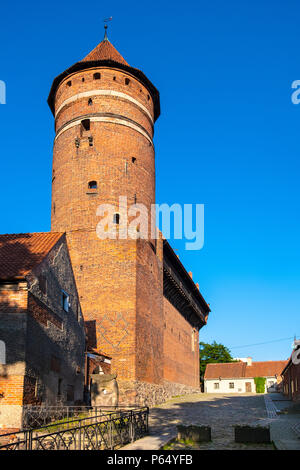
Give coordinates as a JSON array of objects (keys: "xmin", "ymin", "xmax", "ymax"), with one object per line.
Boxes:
[{"xmin": 247, "ymin": 357, "xmax": 252, "ymax": 366}]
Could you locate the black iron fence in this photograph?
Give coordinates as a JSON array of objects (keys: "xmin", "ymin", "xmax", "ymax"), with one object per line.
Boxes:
[
  {"xmin": 22, "ymin": 404, "xmax": 120, "ymax": 429},
  {"xmin": 0, "ymin": 407, "xmax": 149, "ymax": 450}
]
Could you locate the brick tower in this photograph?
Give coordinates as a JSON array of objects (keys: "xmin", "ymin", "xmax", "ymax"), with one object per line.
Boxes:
[{"xmin": 48, "ymin": 32, "xmax": 164, "ymax": 402}]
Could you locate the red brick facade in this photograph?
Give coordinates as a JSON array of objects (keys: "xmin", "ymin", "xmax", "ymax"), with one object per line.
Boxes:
[
  {"xmin": 164, "ymin": 298, "xmax": 199, "ymax": 388},
  {"xmin": 0, "ymin": 234, "xmax": 86, "ymax": 429},
  {"xmin": 282, "ymin": 355, "xmax": 300, "ymax": 401}
]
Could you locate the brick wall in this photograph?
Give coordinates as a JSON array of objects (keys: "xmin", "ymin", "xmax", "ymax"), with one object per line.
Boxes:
[
  {"xmin": 0, "ymin": 237, "xmax": 86, "ymax": 428},
  {"xmin": 282, "ymin": 361, "xmax": 300, "ymax": 401},
  {"xmin": 163, "ymin": 297, "xmax": 200, "ymax": 388},
  {"xmin": 25, "ymin": 237, "xmax": 86, "ymax": 405},
  {"xmin": 136, "ymin": 239, "xmax": 164, "ymax": 384}
]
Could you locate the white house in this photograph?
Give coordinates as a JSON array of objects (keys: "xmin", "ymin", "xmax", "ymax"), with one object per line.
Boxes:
[{"xmin": 204, "ymin": 358, "xmax": 288, "ymax": 394}]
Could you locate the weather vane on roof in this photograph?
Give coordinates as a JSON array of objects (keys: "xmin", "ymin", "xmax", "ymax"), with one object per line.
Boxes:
[{"xmin": 103, "ymin": 17, "xmax": 113, "ymax": 41}]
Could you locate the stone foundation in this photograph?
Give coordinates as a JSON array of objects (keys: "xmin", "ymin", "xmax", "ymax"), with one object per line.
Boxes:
[
  {"xmin": 118, "ymin": 379, "xmax": 200, "ymax": 407},
  {"xmin": 90, "ymin": 373, "xmax": 119, "ymax": 406}
]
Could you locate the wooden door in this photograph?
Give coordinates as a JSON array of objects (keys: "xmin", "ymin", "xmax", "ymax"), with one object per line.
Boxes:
[{"xmin": 245, "ymin": 382, "xmax": 252, "ymax": 392}]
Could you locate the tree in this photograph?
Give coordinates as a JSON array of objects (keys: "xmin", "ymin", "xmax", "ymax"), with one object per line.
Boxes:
[{"xmin": 199, "ymin": 341, "xmax": 236, "ymax": 383}]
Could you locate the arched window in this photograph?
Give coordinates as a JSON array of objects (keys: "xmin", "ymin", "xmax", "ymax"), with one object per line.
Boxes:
[
  {"xmin": 113, "ymin": 214, "xmax": 120, "ymax": 224},
  {"xmin": 81, "ymin": 119, "xmax": 90, "ymax": 132},
  {"xmin": 93, "ymin": 73, "xmax": 101, "ymax": 80},
  {"xmin": 88, "ymin": 98, "xmax": 93, "ymax": 106},
  {"xmin": 0, "ymin": 340, "xmax": 6, "ymax": 364},
  {"xmin": 88, "ymin": 181, "xmax": 97, "ymax": 190}
]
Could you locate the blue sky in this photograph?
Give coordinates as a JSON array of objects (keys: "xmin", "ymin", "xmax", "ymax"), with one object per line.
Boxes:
[{"xmin": 0, "ymin": 0, "xmax": 299, "ymax": 361}]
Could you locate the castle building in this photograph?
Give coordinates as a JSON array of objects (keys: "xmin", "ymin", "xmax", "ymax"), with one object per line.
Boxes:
[
  {"xmin": 0, "ymin": 31, "xmax": 210, "ymax": 424},
  {"xmin": 47, "ymin": 31, "xmax": 210, "ymax": 405}
]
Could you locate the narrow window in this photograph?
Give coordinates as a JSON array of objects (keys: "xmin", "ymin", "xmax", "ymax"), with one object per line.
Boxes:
[
  {"xmin": 62, "ymin": 290, "xmax": 70, "ymax": 312},
  {"xmin": 88, "ymin": 181, "xmax": 97, "ymax": 190},
  {"xmin": 125, "ymin": 78, "xmax": 130, "ymax": 85},
  {"xmin": 88, "ymin": 98, "xmax": 93, "ymax": 106},
  {"xmin": 113, "ymin": 213, "xmax": 120, "ymax": 224},
  {"xmin": 88, "ymin": 136, "xmax": 93, "ymax": 147},
  {"xmin": 229, "ymin": 382, "xmax": 234, "ymax": 389},
  {"xmin": 147, "ymin": 94, "xmax": 150, "ymax": 101},
  {"xmin": 132, "ymin": 157, "xmax": 136, "ymax": 164},
  {"xmin": 39, "ymin": 275, "xmax": 47, "ymax": 295},
  {"xmin": 82, "ymin": 77, "xmax": 85, "ymax": 82},
  {"xmin": 66, "ymin": 80, "xmax": 72, "ymax": 87},
  {"xmin": 0, "ymin": 340, "xmax": 6, "ymax": 365},
  {"xmin": 81, "ymin": 119, "xmax": 90, "ymax": 132},
  {"xmin": 113, "ymin": 76, "xmax": 116, "ymax": 81},
  {"xmin": 93, "ymin": 73, "xmax": 101, "ymax": 80},
  {"xmin": 67, "ymin": 384, "xmax": 74, "ymax": 402},
  {"xmin": 57, "ymin": 378, "xmax": 62, "ymax": 398}
]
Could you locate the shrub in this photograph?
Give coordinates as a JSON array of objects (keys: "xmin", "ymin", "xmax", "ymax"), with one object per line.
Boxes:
[{"xmin": 254, "ymin": 377, "xmax": 266, "ymax": 393}]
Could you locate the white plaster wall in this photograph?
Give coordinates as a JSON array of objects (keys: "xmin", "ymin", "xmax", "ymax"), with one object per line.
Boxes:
[
  {"xmin": 205, "ymin": 378, "xmax": 255, "ymax": 393},
  {"xmin": 205, "ymin": 377, "xmax": 277, "ymax": 393}
]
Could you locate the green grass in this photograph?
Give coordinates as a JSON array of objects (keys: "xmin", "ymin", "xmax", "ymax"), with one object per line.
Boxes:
[{"xmin": 34, "ymin": 412, "xmax": 129, "ymax": 435}]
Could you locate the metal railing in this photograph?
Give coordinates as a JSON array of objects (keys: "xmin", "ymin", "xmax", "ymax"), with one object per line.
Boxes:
[
  {"xmin": 22, "ymin": 405, "xmax": 118, "ymax": 429},
  {"xmin": 0, "ymin": 407, "xmax": 149, "ymax": 450}
]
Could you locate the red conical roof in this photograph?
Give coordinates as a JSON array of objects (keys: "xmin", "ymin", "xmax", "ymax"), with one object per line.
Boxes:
[{"xmin": 82, "ymin": 39, "xmax": 129, "ymax": 66}]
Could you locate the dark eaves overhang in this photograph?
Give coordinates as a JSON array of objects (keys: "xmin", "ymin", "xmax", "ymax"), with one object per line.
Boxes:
[
  {"xmin": 47, "ymin": 59, "xmax": 161, "ymax": 122},
  {"xmin": 281, "ymin": 357, "xmax": 293, "ymax": 376},
  {"xmin": 163, "ymin": 239, "xmax": 210, "ymax": 329}
]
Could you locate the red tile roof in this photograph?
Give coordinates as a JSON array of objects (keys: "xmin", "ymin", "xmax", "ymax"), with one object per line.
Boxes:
[
  {"xmin": 204, "ymin": 362, "xmax": 246, "ymax": 379},
  {"xmin": 0, "ymin": 232, "xmax": 63, "ymax": 280},
  {"xmin": 82, "ymin": 39, "xmax": 129, "ymax": 66},
  {"xmin": 244, "ymin": 361, "xmax": 289, "ymax": 378},
  {"xmin": 204, "ymin": 360, "xmax": 288, "ymax": 379}
]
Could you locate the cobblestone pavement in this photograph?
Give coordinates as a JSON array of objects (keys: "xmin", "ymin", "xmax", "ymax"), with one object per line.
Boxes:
[
  {"xmin": 148, "ymin": 393, "xmax": 274, "ymax": 450},
  {"xmin": 266, "ymin": 393, "xmax": 300, "ymax": 450}
]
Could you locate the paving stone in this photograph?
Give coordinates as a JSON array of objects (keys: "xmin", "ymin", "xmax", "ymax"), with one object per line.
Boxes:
[{"xmin": 122, "ymin": 392, "xmax": 274, "ymax": 450}]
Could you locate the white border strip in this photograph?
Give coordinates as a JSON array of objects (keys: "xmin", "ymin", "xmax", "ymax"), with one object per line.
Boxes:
[
  {"xmin": 55, "ymin": 89, "xmax": 154, "ymax": 124},
  {"xmin": 55, "ymin": 116, "xmax": 153, "ymax": 145}
]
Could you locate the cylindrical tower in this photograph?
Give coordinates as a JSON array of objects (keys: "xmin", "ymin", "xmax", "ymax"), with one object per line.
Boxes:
[
  {"xmin": 48, "ymin": 34, "xmax": 163, "ymax": 394},
  {"xmin": 49, "ymin": 35, "xmax": 160, "ymax": 234}
]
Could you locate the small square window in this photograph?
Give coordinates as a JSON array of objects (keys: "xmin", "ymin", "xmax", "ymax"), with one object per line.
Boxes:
[
  {"xmin": 62, "ymin": 290, "xmax": 70, "ymax": 312},
  {"xmin": 229, "ymin": 382, "xmax": 234, "ymax": 389}
]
